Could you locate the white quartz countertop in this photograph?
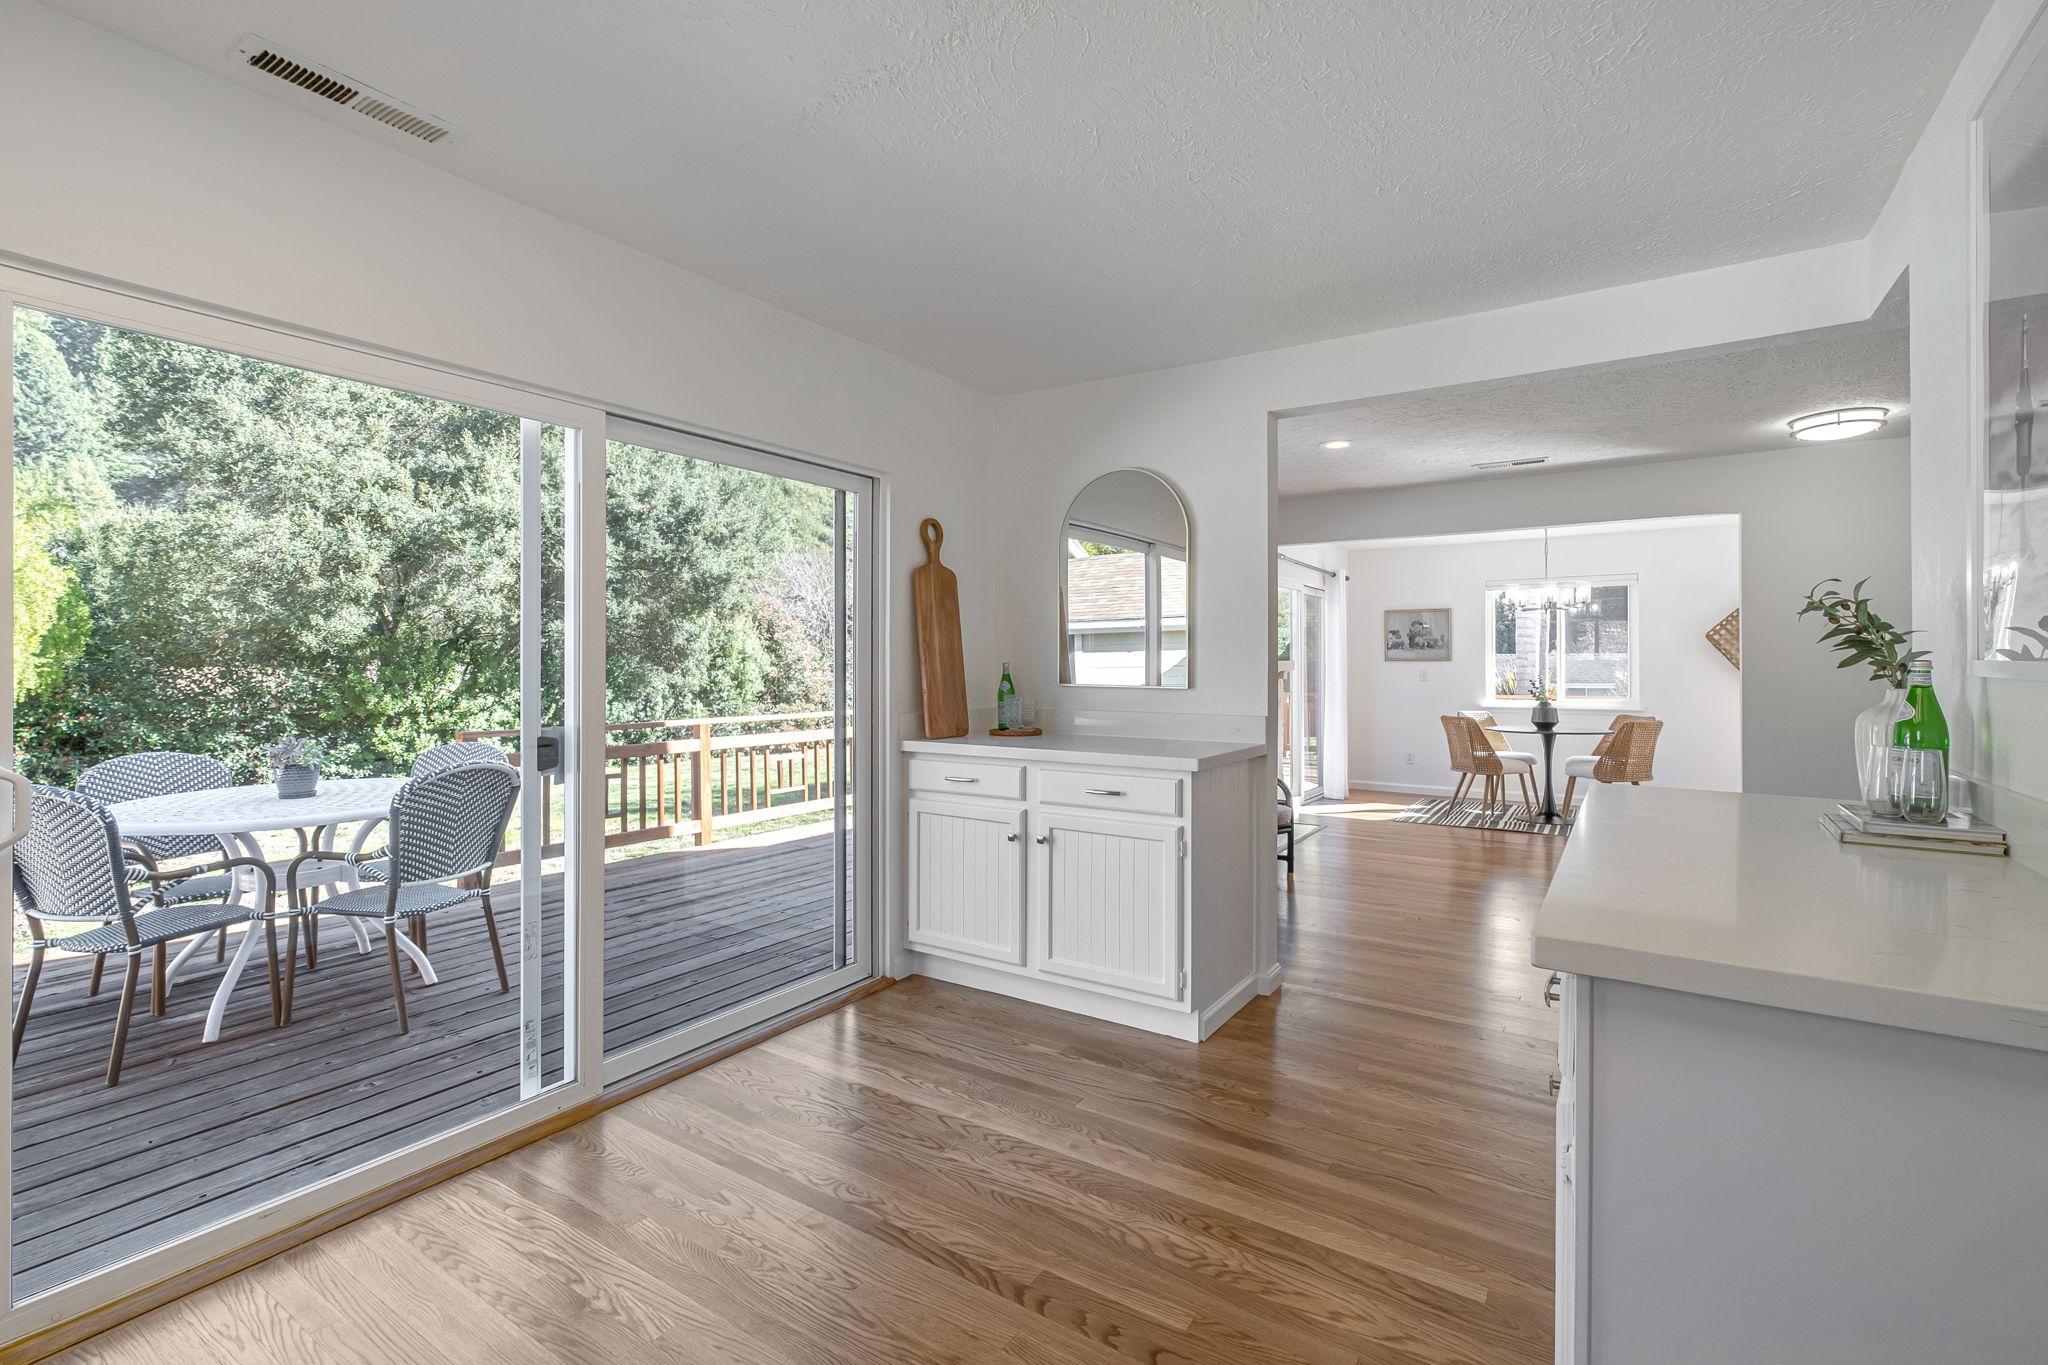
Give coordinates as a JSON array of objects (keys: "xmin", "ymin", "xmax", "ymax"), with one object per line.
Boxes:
[
  {"xmin": 1533, "ymin": 786, "xmax": 2048, "ymax": 1053},
  {"xmin": 901, "ymin": 733, "xmax": 1265, "ymax": 772}
]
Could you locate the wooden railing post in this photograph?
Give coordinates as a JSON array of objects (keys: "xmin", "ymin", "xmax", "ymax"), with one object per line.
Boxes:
[{"xmin": 692, "ymin": 721, "xmax": 716, "ymax": 846}]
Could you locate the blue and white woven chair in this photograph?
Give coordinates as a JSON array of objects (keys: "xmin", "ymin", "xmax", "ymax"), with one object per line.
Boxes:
[
  {"xmin": 76, "ymin": 751, "xmax": 244, "ymax": 990},
  {"xmin": 349, "ymin": 740, "xmax": 513, "ymax": 891},
  {"xmin": 409, "ymin": 740, "xmax": 511, "ymax": 779},
  {"xmin": 11, "ymin": 786, "xmax": 278, "ymax": 1086},
  {"xmin": 283, "ymin": 762, "xmax": 520, "ymax": 1035}
]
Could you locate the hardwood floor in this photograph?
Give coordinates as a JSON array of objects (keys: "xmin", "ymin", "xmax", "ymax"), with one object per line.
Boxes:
[{"xmin": 42, "ymin": 790, "xmax": 1567, "ymax": 1364}]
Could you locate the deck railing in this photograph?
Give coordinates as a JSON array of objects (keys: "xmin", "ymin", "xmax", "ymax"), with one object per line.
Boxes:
[{"xmin": 456, "ymin": 711, "xmax": 840, "ymax": 862}]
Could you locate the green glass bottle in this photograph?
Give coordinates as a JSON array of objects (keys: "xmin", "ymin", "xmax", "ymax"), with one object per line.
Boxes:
[
  {"xmin": 996, "ymin": 661, "xmax": 1017, "ymax": 731},
  {"xmin": 1891, "ymin": 660, "xmax": 1950, "ymax": 824}
]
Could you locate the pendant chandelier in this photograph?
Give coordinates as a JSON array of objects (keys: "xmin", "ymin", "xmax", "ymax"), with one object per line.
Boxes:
[{"xmin": 1503, "ymin": 528, "xmax": 1595, "ymax": 614}]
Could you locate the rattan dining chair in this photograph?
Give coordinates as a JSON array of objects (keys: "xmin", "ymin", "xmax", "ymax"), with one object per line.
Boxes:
[
  {"xmin": 1441, "ymin": 714, "xmax": 1535, "ymax": 810},
  {"xmin": 1561, "ymin": 718, "xmax": 1663, "ymax": 812},
  {"xmin": 1457, "ymin": 710, "xmax": 1539, "ymax": 808},
  {"xmin": 11, "ymin": 786, "xmax": 278, "ymax": 1085},
  {"xmin": 283, "ymin": 761, "xmax": 520, "ymax": 1035}
]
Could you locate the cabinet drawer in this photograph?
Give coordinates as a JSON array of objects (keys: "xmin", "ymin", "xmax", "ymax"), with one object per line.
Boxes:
[
  {"xmin": 1039, "ymin": 768, "xmax": 1182, "ymax": 817},
  {"xmin": 907, "ymin": 756, "xmax": 1025, "ymax": 800}
]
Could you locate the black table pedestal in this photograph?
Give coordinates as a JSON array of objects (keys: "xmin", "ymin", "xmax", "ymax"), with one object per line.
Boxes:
[{"xmin": 1534, "ymin": 727, "xmax": 1561, "ymax": 822}]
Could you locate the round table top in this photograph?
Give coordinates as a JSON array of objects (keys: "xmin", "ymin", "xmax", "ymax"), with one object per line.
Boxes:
[
  {"xmin": 1487, "ymin": 725, "xmax": 1610, "ymax": 736},
  {"xmin": 106, "ymin": 777, "xmax": 405, "ymax": 837}
]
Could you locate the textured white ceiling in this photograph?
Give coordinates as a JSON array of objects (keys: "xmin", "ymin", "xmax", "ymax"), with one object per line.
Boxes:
[
  {"xmin": 43, "ymin": 0, "xmax": 1989, "ymax": 392},
  {"xmin": 1989, "ymin": 29, "xmax": 2048, "ymax": 212},
  {"xmin": 1278, "ymin": 314, "xmax": 1909, "ymax": 495}
]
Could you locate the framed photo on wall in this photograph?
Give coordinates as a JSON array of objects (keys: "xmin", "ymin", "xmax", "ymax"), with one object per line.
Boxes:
[{"xmin": 1385, "ymin": 608, "xmax": 1451, "ymax": 661}]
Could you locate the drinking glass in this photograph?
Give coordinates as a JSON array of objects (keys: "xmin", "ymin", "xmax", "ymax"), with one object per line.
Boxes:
[{"xmin": 1895, "ymin": 748, "xmax": 1950, "ymax": 826}]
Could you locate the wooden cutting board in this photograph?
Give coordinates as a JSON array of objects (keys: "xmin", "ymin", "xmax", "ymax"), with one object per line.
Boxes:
[{"xmin": 912, "ymin": 518, "xmax": 969, "ymax": 738}]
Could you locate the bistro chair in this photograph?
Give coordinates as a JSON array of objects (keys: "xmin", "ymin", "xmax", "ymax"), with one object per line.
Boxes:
[
  {"xmin": 1441, "ymin": 714, "xmax": 1535, "ymax": 810},
  {"xmin": 11, "ymin": 786, "xmax": 278, "ymax": 1086},
  {"xmin": 283, "ymin": 762, "xmax": 520, "ymax": 1035},
  {"xmin": 1458, "ymin": 710, "xmax": 1539, "ymax": 808},
  {"xmin": 1562, "ymin": 717, "xmax": 1663, "ymax": 812},
  {"xmin": 76, "ymin": 751, "xmax": 243, "ymax": 989},
  {"xmin": 409, "ymin": 740, "xmax": 512, "ymax": 778},
  {"xmin": 350, "ymin": 739, "xmax": 513, "ymax": 889}
]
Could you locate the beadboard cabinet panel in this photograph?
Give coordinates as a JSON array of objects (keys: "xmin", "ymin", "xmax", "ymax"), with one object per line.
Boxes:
[
  {"xmin": 906, "ymin": 799, "xmax": 1026, "ymax": 965},
  {"xmin": 1036, "ymin": 813, "xmax": 1182, "ymax": 999}
]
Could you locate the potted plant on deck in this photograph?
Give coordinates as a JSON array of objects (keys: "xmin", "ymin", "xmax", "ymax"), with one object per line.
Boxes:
[{"xmin": 262, "ymin": 736, "xmax": 327, "ymax": 799}]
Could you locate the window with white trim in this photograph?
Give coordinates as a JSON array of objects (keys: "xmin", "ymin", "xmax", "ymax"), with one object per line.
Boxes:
[{"xmin": 1486, "ymin": 579, "xmax": 1637, "ymax": 703}]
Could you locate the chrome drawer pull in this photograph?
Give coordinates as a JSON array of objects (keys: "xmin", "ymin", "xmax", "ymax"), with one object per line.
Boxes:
[
  {"xmin": 1083, "ymin": 788, "xmax": 1125, "ymax": 796},
  {"xmin": 943, "ymin": 775, "xmax": 979, "ymax": 783},
  {"xmin": 1035, "ymin": 835, "xmax": 1049, "ymax": 845},
  {"xmin": 1006, "ymin": 833, "xmax": 1019, "ymax": 843}
]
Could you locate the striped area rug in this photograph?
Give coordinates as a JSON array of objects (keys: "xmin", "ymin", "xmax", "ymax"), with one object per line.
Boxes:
[{"xmin": 1392, "ymin": 796, "xmax": 1574, "ymax": 836}]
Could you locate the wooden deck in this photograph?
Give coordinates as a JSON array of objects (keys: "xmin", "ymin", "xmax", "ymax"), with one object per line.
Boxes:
[{"xmin": 9, "ymin": 832, "xmax": 843, "ymax": 1301}]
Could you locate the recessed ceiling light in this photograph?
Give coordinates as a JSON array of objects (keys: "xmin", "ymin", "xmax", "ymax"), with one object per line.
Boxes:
[
  {"xmin": 1320, "ymin": 439, "xmax": 1352, "ymax": 450},
  {"xmin": 1788, "ymin": 407, "xmax": 1889, "ymax": 442}
]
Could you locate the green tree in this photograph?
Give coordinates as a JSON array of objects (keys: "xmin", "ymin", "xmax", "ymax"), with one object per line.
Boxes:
[{"xmin": 12, "ymin": 309, "xmax": 842, "ymax": 784}]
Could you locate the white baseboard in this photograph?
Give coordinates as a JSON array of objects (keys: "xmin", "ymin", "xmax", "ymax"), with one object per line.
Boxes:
[
  {"xmin": 1356, "ymin": 776, "xmax": 1456, "ymax": 797},
  {"xmin": 1258, "ymin": 963, "xmax": 1283, "ymax": 995},
  {"xmin": 906, "ymin": 952, "xmax": 1203, "ymax": 1041},
  {"xmin": 1198, "ymin": 970, "xmax": 1262, "ymax": 1039}
]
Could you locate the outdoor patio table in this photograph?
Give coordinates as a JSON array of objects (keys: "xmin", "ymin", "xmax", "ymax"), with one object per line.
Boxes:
[{"xmin": 105, "ymin": 777, "xmax": 411, "ymax": 1042}]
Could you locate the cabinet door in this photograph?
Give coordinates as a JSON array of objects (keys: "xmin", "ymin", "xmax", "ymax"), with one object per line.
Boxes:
[
  {"xmin": 1034, "ymin": 813, "xmax": 1183, "ymax": 999},
  {"xmin": 907, "ymin": 798, "xmax": 1026, "ymax": 965}
]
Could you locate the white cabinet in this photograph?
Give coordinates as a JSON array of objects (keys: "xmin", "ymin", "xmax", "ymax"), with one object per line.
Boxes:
[
  {"xmin": 901, "ymin": 735, "xmax": 1264, "ymax": 1041},
  {"xmin": 906, "ymin": 798, "xmax": 1026, "ymax": 964},
  {"xmin": 1035, "ymin": 812, "xmax": 1183, "ymax": 999}
]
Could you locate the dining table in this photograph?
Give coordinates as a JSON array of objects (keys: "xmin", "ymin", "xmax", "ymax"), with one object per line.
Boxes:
[
  {"xmin": 105, "ymin": 777, "xmax": 413, "ymax": 1041},
  {"xmin": 1486, "ymin": 725, "xmax": 1609, "ymax": 824}
]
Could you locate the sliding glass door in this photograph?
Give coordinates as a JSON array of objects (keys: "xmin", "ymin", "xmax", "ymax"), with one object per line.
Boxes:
[
  {"xmin": 0, "ymin": 264, "xmax": 877, "ymax": 1341},
  {"xmin": 2, "ymin": 271, "xmax": 602, "ymax": 1326},
  {"xmin": 596, "ymin": 421, "xmax": 871, "ymax": 1082},
  {"xmin": 1277, "ymin": 571, "xmax": 1328, "ymax": 802}
]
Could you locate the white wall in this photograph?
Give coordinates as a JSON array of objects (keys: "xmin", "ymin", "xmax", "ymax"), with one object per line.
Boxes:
[
  {"xmin": 1866, "ymin": 0, "xmax": 2048, "ymax": 869},
  {"xmin": 1339, "ymin": 521, "xmax": 1742, "ymax": 796},
  {"xmin": 0, "ymin": 1, "xmax": 997, "ymax": 977},
  {"xmin": 0, "ymin": 1, "xmax": 993, "ymax": 738},
  {"xmin": 1281, "ymin": 442, "xmax": 1910, "ymax": 800}
]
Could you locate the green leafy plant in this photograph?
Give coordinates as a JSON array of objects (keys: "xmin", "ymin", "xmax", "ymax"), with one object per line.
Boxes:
[
  {"xmin": 1799, "ymin": 578, "xmax": 1925, "ymax": 687},
  {"xmin": 260, "ymin": 736, "xmax": 328, "ymax": 769},
  {"xmin": 1995, "ymin": 613, "xmax": 2048, "ymax": 661}
]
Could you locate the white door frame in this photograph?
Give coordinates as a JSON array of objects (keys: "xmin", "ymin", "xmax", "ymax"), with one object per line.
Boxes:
[
  {"xmin": 1277, "ymin": 564, "xmax": 1330, "ymax": 802},
  {"xmin": 0, "ymin": 263, "xmax": 609, "ymax": 1337},
  {"xmin": 596, "ymin": 418, "xmax": 879, "ymax": 1088}
]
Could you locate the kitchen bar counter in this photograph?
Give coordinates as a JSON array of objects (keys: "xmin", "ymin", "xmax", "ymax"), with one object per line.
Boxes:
[
  {"xmin": 1534, "ymin": 784, "xmax": 2048, "ymax": 1364},
  {"xmin": 1533, "ymin": 784, "xmax": 2048, "ymax": 1053}
]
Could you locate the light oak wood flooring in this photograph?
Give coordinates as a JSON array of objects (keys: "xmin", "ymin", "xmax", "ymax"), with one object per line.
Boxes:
[{"xmin": 47, "ymin": 789, "xmax": 1567, "ymax": 1364}]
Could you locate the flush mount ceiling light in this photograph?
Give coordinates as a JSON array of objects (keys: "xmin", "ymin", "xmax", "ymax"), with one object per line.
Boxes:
[
  {"xmin": 1788, "ymin": 407, "xmax": 1889, "ymax": 442},
  {"xmin": 1320, "ymin": 439, "xmax": 1352, "ymax": 450}
]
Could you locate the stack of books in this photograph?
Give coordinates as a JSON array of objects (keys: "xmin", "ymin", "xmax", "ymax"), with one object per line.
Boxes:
[{"xmin": 1819, "ymin": 803, "xmax": 2009, "ymax": 857}]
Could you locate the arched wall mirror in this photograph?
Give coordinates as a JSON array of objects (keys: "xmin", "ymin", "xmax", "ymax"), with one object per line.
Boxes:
[{"xmin": 1058, "ymin": 469, "xmax": 1191, "ymax": 688}]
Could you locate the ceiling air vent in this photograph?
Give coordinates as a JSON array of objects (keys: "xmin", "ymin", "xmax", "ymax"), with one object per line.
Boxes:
[
  {"xmin": 232, "ymin": 35, "xmax": 457, "ymax": 145},
  {"xmin": 1471, "ymin": 457, "xmax": 1548, "ymax": 471}
]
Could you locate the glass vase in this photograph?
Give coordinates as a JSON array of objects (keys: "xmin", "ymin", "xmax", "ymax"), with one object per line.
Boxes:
[
  {"xmin": 1896, "ymin": 748, "xmax": 1951, "ymax": 825},
  {"xmin": 1854, "ymin": 688, "xmax": 1906, "ymax": 816}
]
